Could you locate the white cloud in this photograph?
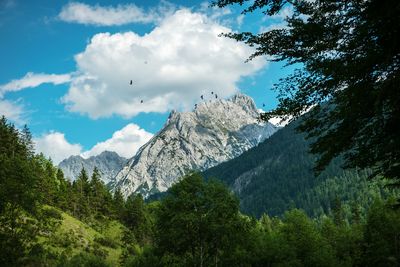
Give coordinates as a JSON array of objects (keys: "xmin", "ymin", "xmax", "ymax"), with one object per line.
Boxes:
[
  {"xmin": 82, "ymin": 123, "xmax": 153, "ymax": 159},
  {"xmin": 0, "ymin": 99, "xmax": 26, "ymax": 125},
  {"xmin": 0, "ymin": 72, "xmax": 71, "ymax": 96},
  {"xmin": 63, "ymin": 9, "xmax": 266, "ymax": 119},
  {"xmin": 34, "ymin": 123, "xmax": 153, "ymax": 164},
  {"xmin": 58, "ymin": 1, "xmax": 175, "ymax": 26},
  {"xmin": 236, "ymin": 14, "xmax": 245, "ymax": 27},
  {"xmin": 259, "ymin": 22, "xmax": 288, "ymax": 33},
  {"xmin": 34, "ymin": 132, "xmax": 82, "ymax": 164},
  {"xmin": 259, "ymin": 6, "xmax": 293, "ymax": 33},
  {"xmin": 197, "ymin": 1, "xmax": 235, "ymax": 27}
]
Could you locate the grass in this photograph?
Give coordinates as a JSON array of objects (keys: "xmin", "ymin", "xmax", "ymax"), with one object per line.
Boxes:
[{"xmin": 39, "ymin": 207, "xmax": 125, "ymax": 266}]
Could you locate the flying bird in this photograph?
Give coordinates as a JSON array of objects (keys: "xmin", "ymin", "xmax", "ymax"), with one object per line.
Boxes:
[
  {"xmin": 130, "ymin": 80, "xmax": 133, "ymax": 85},
  {"xmin": 201, "ymin": 95, "xmax": 204, "ymax": 100},
  {"xmin": 263, "ymin": 103, "xmax": 266, "ymax": 107},
  {"xmin": 215, "ymin": 94, "xmax": 218, "ymax": 99},
  {"xmin": 211, "ymin": 91, "xmax": 214, "ymax": 94},
  {"xmin": 140, "ymin": 100, "xmax": 144, "ymax": 103}
]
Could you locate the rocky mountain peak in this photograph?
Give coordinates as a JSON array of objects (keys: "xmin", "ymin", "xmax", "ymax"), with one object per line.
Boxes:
[
  {"xmin": 231, "ymin": 93, "xmax": 258, "ymax": 111},
  {"xmin": 111, "ymin": 93, "xmax": 279, "ymax": 198},
  {"xmin": 58, "ymin": 151, "xmax": 127, "ymax": 184}
]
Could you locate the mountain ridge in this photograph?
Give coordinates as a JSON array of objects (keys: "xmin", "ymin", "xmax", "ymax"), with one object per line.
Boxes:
[
  {"xmin": 58, "ymin": 150, "xmax": 127, "ymax": 183},
  {"xmin": 111, "ymin": 93, "xmax": 278, "ymax": 198}
]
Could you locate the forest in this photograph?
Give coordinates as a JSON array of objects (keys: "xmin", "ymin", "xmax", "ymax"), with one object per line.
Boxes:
[
  {"xmin": 1, "ymin": 0, "xmax": 400, "ymax": 265},
  {"xmin": 1, "ymin": 116, "xmax": 399, "ymax": 266},
  {"xmin": 203, "ymin": 121, "xmax": 396, "ymax": 218}
]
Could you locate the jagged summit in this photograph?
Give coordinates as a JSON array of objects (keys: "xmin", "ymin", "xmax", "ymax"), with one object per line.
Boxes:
[
  {"xmin": 111, "ymin": 93, "xmax": 278, "ymax": 198},
  {"xmin": 58, "ymin": 151, "xmax": 127, "ymax": 183}
]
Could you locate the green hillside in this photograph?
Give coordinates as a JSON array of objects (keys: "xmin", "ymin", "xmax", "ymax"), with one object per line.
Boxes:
[
  {"xmin": 204, "ymin": 121, "xmax": 396, "ymax": 218},
  {"xmin": 38, "ymin": 207, "xmax": 125, "ymax": 266},
  {"xmin": 1, "ymin": 116, "xmax": 400, "ymax": 266}
]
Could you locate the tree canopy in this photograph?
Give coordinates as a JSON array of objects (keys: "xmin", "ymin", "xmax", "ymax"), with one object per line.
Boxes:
[
  {"xmin": 212, "ymin": 0, "xmax": 400, "ymax": 184},
  {"xmin": 1, "ymin": 116, "xmax": 400, "ymax": 265}
]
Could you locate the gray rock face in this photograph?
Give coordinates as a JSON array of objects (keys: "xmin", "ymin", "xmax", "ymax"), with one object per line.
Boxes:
[
  {"xmin": 58, "ymin": 151, "xmax": 127, "ymax": 184},
  {"xmin": 111, "ymin": 93, "xmax": 279, "ymax": 198}
]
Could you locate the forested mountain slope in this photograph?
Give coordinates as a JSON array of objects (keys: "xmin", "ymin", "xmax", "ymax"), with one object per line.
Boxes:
[{"xmin": 204, "ymin": 121, "xmax": 393, "ymax": 218}]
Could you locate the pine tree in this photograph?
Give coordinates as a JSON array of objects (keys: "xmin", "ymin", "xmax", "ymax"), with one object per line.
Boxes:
[
  {"xmin": 124, "ymin": 194, "xmax": 151, "ymax": 244},
  {"xmin": 73, "ymin": 168, "xmax": 91, "ymax": 219},
  {"xmin": 89, "ymin": 167, "xmax": 113, "ymax": 217},
  {"xmin": 0, "ymin": 117, "xmax": 46, "ymax": 265},
  {"xmin": 332, "ymin": 196, "xmax": 345, "ymax": 226},
  {"xmin": 113, "ymin": 188, "xmax": 125, "ymax": 219}
]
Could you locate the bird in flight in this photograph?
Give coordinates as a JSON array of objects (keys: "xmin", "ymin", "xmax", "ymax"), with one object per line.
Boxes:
[
  {"xmin": 130, "ymin": 80, "xmax": 133, "ymax": 85},
  {"xmin": 215, "ymin": 94, "xmax": 218, "ymax": 99},
  {"xmin": 263, "ymin": 103, "xmax": 265, "ymax": 107},
  {"xmin": 201, "ymin": 95, "xmax": 204, "ymax": 100},
  {"xmin": 211, "ymin": 91, "xmax": 214, "ymax": 94},
  {"xmin": 141, "ymin": 100, "xmax": 144, "ymax": 103}
]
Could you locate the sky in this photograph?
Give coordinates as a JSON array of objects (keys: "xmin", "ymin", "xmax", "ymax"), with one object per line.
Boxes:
[{"xmin": 0, "ymin": 0, "xmax": 294, "ymax": 164}]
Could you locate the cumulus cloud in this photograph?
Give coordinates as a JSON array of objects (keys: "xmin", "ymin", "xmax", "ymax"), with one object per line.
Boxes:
[
  {"xmin": 35, "ymin": 123, "xmax": 153, "ymax": 164},
  {"xmin": 63, "ymin": 9, "xmax": 266, "ymax": 119},
  {"xmin": 0, "ymin": 72, "xmax": 71, "ymax": 96},
  {"xmin": 58, "ymin": 1, "xmax": 175, "ymax": 26},
  {"xmin": 82, "ymin": 123, "xmax": 153, "ymax": 159},
  {"xmin": 0, "ymin": 99, "xmax": 26, "ymax": 125},
  {"xmin": 34, "ymin": 132, "xmax": 83, "ymax": 164}
]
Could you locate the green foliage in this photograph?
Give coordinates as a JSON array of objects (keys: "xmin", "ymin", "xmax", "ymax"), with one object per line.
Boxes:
[
  {"xmin": 94, "ymin": 236, "xmax": 119, "ymax": 249},
  {"xmin": 58, "ymin": 252, "xmax": 111, "ymax": 267},
  {"xmin": 156, "ymin": 173, "xmax": 252, "ymax": 266},
  {"xmin": 72, "ymin": 168, "xmax": 91, "ymax": 219},
  {"xmin": 122, "ymin": 246, "xmax": 160, "ymax": 267},
  {"xmin": 1, "ymin": 116, "xmax": 400, "ymax": 266},
  {"xmin": 0, "ymin": 117, "xmax": 127, "ymax": 265},
  {"xmin": 113, "ymin": 188, "xmax": 125, "ymax": 219},
  {"xmin": 204, "ymin": 121, "xmax": 398, "ymax": 218},
  {"xmin": 362, "ymin": 199, "xmax": 400, "ymax": 266},
  {"xmin": 123, "ymin": 193, "xmax": 153, "ymax": 244},
  {"xmin": 0, "ymin": 116, "xmax": 56, "ymax": 266},
  {"xmin": 280, "ymin": 210, "xmax": 337, "ymax": 266},
  {"xmin": 212, "ymin": 0, "xmax": 400, "ymax": 184}
]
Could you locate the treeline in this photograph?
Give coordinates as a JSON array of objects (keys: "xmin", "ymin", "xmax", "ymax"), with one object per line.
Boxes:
[
  {"xmin": 1, "ymin": 116, "xmax": 400, "ymax": 266},
  {"xmin": 0, "ymin": 117, "xmax": 152, "ymax": 266},
  {"xmin": 116, "ymin": 173, "xmax": 400, "ymax": 267},
  {"xmin": 204, "ymin": 121, "xmax": 396, "ymax": 218}
]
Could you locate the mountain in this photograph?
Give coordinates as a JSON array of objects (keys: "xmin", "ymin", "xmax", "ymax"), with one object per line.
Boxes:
[
  {"xmin": 58, "ymin": 151, "xmax": 127, "ymax": 184},
  {"xmin": 111, "ymin": 93, "xmax": 278, "ymax": 198},
  {"xmin": 203, "ymin": 120, "xmax": 392, "ymax": 218}
]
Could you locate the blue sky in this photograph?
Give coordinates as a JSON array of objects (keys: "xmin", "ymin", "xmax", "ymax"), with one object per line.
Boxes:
[{"xmin": 0, "ymin": 0, "xmax": 293, "ymax": 163}]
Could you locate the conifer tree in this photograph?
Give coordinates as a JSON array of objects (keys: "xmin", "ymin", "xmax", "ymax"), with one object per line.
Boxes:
[
  {"xmin": 113, "ymin": 188, "xmax": 125, "ymax": 219},
  {"xmin": 73, "ymin": 168, "xmax": 91, "ymax": 219}
]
